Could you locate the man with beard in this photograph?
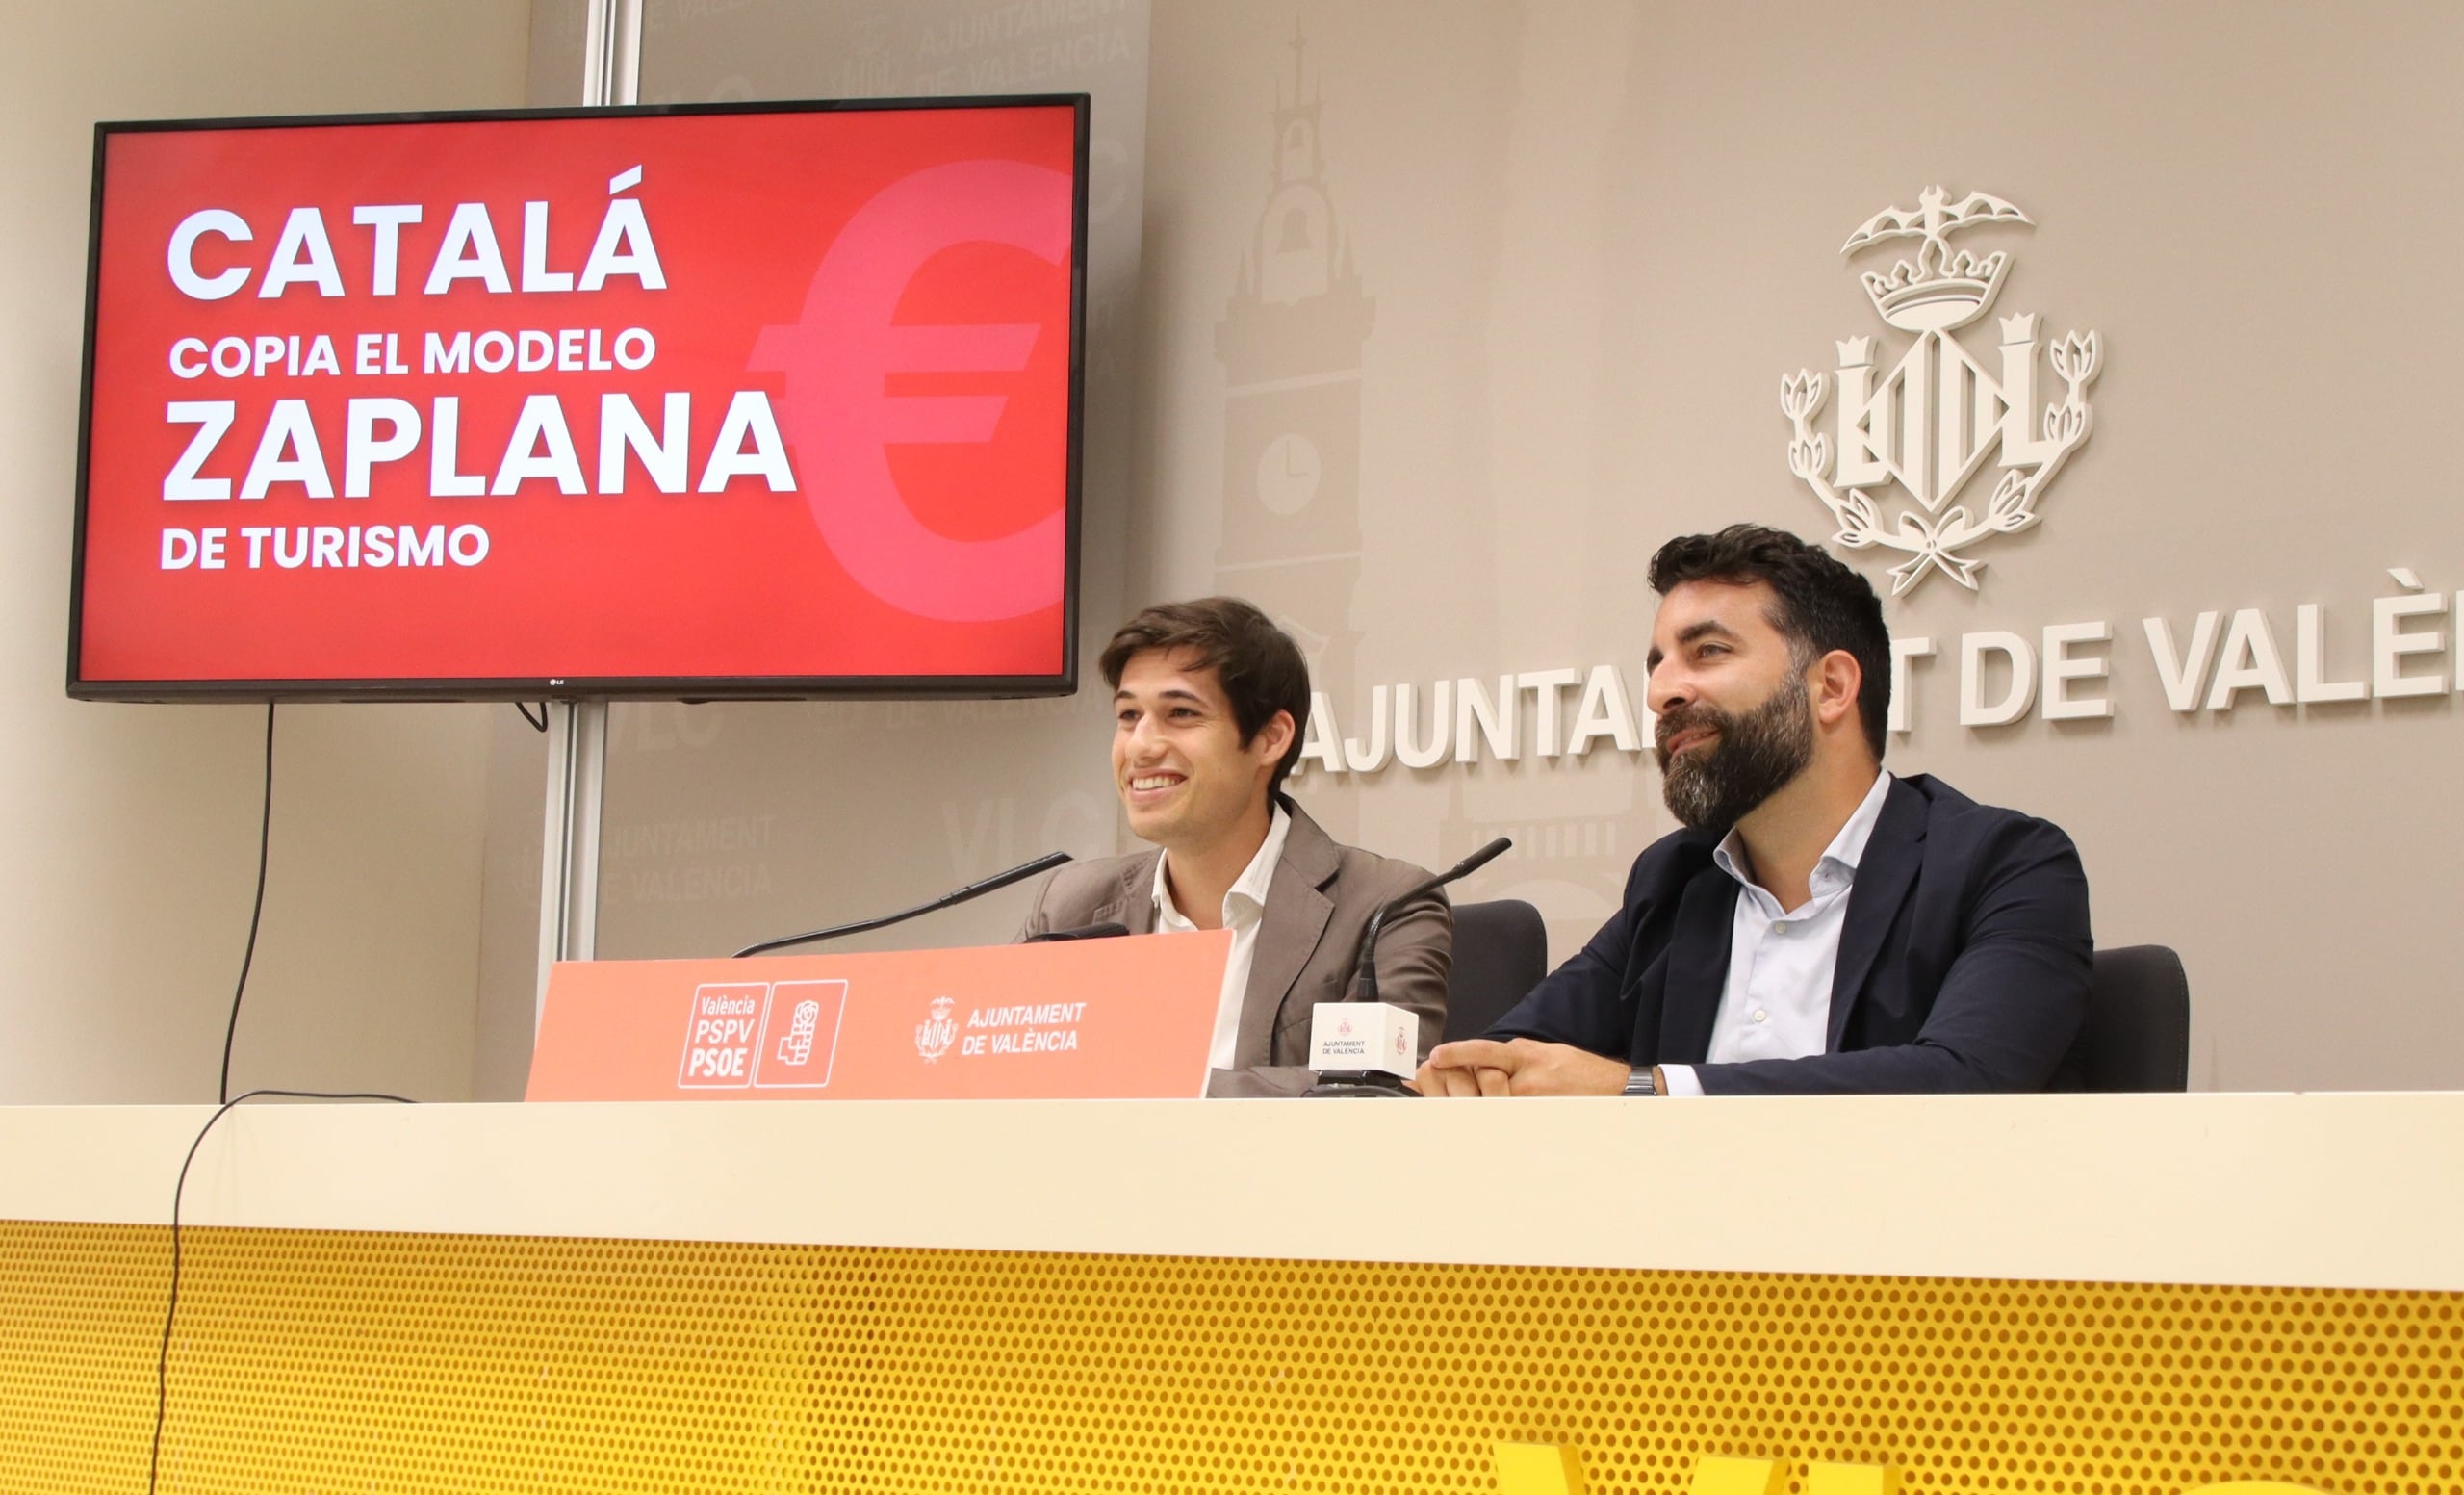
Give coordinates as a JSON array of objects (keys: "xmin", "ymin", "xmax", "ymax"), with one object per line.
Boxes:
[{"xmin": 1414, "ymin": 525, "xmax": 2092, "ymax": 1097}]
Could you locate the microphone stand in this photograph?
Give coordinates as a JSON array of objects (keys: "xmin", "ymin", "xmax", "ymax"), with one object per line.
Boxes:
[
  {"xmin": 1025, "ymin": 921, "xmax": 1130, "ymax": 943},
  {"xmin": 732, "ymin": 851, "xmax": 1071, "ymax": 958},
  {"xmin": 1308, "ymin": 837, "xmax": 1513, "ymax": 1097}
]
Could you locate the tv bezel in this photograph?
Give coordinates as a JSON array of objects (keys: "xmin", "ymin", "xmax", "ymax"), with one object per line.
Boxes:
[{"xmin": 68, "ymin": 93, "xmax": 1089, "ymax": 704}]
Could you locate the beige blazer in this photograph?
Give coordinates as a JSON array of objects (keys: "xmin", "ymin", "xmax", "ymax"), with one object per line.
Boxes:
[{"xmin": 1016, "ymin": 800, "xmax": 1452, "ymax": 1097}]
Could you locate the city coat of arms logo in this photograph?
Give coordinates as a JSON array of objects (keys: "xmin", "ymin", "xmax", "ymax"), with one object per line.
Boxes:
[
  {"xmin": 914, "ymin": 995, "xmax": 958, "ymax": 1064},
  {"xmin": 1780, "ymin": 187, "xmax": 2102, "ymax": 594}
]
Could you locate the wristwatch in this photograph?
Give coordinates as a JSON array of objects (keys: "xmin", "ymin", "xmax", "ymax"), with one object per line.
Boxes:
[{"xmin": 1622, "ymin": 1066, "xmax": 1658, "ymax": 1097}]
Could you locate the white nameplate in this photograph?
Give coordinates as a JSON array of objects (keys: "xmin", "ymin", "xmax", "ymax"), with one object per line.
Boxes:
[{"xmin": 1307, "ymin": 1002, "xmax": 1418, "ymax": 1079}]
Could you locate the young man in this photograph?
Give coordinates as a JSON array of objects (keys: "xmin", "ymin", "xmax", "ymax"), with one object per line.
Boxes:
[
  {"xmin": 1020, "ymin": 598, "xmax": 1452, "ymax": 1097},
  {"xmin": 1418, "ymin": 525, "xmax": 2092, "ymax": 1097}
]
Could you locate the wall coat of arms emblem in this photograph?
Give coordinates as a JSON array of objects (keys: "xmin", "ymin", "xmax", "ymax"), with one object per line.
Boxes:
[{"xmin": 1781, "ymin": 187, "xmax": 2102, "ymax": 594}]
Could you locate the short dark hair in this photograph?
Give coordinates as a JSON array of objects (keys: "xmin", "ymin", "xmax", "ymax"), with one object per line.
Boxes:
[
  {"xmin": 1100, "ymin": 597, "xmax": 1311, "ymax": 793},
  {"xmin": 1648, "ymin": 525, "xmax": 1891, "ymax": 760}
]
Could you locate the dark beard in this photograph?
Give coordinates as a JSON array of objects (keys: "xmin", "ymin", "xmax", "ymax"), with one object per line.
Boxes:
[{"xmin": 1656, "ymin": 672, "xmax": 1815, "ymax": 832}]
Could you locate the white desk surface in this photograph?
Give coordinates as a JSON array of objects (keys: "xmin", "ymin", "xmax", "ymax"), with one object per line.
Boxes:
[{"xmin": 1, "ymin": 1094, "xmax": 2451, "ymax": 1292}]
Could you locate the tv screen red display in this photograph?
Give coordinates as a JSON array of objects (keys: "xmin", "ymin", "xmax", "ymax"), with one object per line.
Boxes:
[{"xmin": 71, "ymin": 96, "xmax": 1086, "ymax": 701}]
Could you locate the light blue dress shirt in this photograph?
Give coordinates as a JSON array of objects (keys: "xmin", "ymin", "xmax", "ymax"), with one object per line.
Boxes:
[{"xmin": 1659, "ymin": 771, "xmax": 1892, "ymax": 1096}]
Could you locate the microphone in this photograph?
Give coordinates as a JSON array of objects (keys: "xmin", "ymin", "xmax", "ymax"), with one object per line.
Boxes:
[
  {"xmin": 1026, "ymin": 921, "xmax": 1130, "ymax": 943},
  {"xmin": 1348, "ymin": 837, "xmax": 1512, "ymax": 1005},
  {"xmin": 1306, "ymin": 837, "xmax": 1511, "ymax": 1099},
  {"xmin": 732, "ymin": 851, "xmax": 1070, "ymax": 958}
]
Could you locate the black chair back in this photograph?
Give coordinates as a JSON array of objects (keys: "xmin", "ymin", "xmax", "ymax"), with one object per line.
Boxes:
[
  {"xmin": 1442, "ymin": 898, "xmax": 1549, "ymax": 1044},
  {"xmin": 2066, "ymin": 944, "xmax": 2192, "ymax": 1092}
]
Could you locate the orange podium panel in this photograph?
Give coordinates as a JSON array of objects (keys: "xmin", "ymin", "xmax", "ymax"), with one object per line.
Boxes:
[{"xmin": 526, "ymin": 931, "xmax": 1231, "ymax": 1101}]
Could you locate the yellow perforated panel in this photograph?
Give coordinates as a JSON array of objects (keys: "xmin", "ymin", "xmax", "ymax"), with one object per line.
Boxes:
[{"xmin": 1, "ymin": 1220, "xmax": 2456, "ymax": 1494}]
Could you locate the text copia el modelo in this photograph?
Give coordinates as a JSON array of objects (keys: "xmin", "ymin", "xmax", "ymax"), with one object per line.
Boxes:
[{"xmin": 147, "ymin": 169, "xmax": 798, "ymax": 574}]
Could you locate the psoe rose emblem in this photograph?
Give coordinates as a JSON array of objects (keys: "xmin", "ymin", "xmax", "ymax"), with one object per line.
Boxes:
[
  {"xmin": 914, "ymin": 994, "xmax": 959, "ymax": 1064},
  {"xmin": 1780, "ymin": 186, "xmax": 2101, "ymax": 595}
]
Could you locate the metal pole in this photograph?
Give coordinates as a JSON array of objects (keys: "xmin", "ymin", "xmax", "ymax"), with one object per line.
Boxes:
[
  {"xmin": 535, "ymin": 700, "xmax": 610, "ymax": 1017},
  {"xmin": 536, "ymin": 0, "xmax": 643, "ymax": 1027},
  {"xmin": 578, "ymin": 0, "xmax": 643, "ymax": 110}
]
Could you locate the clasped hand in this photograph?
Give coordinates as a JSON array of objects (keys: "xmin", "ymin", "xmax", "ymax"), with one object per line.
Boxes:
[{"xmin": 1411, "ymin": 1038, "xmax": 1630, "ymax": 1097}]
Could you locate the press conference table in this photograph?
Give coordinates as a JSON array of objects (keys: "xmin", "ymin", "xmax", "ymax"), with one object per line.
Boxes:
[{"xmin": 5, "ymin": 1095, "xmax": 2458, "ymax": 1493}]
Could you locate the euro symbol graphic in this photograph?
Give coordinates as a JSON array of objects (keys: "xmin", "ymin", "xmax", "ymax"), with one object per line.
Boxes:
[{"xmin": 751, "ymin": 160, "xmax": 1072, "ymax": 622}]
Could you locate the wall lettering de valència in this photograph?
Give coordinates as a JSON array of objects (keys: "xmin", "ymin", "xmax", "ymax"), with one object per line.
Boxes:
[{"xmin": 1292, "ymin": 573, "xmax": 2458, "ymax": 777}]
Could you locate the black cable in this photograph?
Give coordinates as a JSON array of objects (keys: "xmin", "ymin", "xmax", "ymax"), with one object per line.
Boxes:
[
  {"xmin": 217, "ymin": 704, "xmax": 275, "ymax": 1106},
  {"xmin": 147, "ymin": 1089, "xmax": 417, "ymax": 1495},
  {"xmin": 515, "ymin": 702, "xmax": 549, "ymax": 733},
  {"xmin": 167, "ymin": 712, "xmax": 422, "ymax": 1487}
]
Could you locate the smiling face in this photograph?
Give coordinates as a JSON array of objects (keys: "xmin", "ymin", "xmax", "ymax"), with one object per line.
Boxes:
[
  {"xmin": 1111, "ymin": 648, "xmax": 1294, "ymax": 854},
  {"xmin": 1645, "ymin": 579, "xmax": 1818, "ymax": 831}
]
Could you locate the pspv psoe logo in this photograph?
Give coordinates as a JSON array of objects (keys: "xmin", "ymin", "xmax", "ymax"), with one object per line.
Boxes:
[
  {"xmin": 914, "ymin": 994, "xmax": 959, "ymax": 1064},
  {"xmin": 1780, "ymin": 187, "xmax": 2102, "ymax": 595},
  {"xmin": 778, "ymin": 1000, "xmax": 822, "ymax": 1066},
  {"xmin": 752, "ymin": 979, "xmax": 847, "ymax": 1091}
]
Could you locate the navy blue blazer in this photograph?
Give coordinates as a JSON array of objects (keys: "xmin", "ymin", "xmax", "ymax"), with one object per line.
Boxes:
[{"xmin": 1487, "ymin": 774, "xmax": 2092, "ymax": 1095}]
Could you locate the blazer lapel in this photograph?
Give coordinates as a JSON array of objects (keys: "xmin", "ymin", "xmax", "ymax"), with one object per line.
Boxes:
[
  {"xmin": 1654, "ymin": 869, "xmax": 1738, "ymax": 1065},
  {"xmin": 1233, "ymin": 807, "xmax": 1337, "ymax": 1069},
  {"xmin": 1826, "ymin": 778, "xmax": 1925, "ymax": 1051}
]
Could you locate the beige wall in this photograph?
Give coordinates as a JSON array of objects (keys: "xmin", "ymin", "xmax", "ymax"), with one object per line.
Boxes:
[
  {"xmin": 0, "ymin": 0, "xmax": 532, "ymax": 1102},
  {"xmin": 1132, "ymin": 0, "xmax": 2464, "ymax": 1091},
  {"xmin": 468, "ymin": 0, "xmax": 2464, "ymax": 1095}
]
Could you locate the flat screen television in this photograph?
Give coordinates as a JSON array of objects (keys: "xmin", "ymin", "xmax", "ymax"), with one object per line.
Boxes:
[{"xmin": 70, "ymin": 95, "xmax": 1087, "ymax": 702}]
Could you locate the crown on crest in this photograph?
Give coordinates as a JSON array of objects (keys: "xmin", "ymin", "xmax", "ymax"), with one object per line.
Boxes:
[{"xmin": 1841, "ymin": 186, "xmax": 2031, "ymax": 333}]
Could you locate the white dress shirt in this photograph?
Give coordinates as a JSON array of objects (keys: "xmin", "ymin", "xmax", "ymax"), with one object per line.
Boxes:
[
  {"xmin": 1151, "ymin": 805, "xmax": 1293, "ymax": 1071},
  {"xmin": 1659, "ymin": 771, "xmax": 1892, "ymax": 1097}
]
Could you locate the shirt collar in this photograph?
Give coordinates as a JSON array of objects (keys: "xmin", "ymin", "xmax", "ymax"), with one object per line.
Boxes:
[
  {"xmin": 1152, "ymin": 804, "xmax": 1292, "ymax": 929},
  {"xmin": 1825, "ymin": 768, "xmax": 1894, "ymax": 873},
  {"xmin": 1712, "ymin": 770, "xmax": 1893, "ymax": 901}
]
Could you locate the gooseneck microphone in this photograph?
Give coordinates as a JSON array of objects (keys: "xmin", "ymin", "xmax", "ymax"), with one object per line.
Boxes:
[
  {"xmin": 732, "ymin": 851, "xmax": 1071, "ymax": 958},
  {"xmin": 1348, "ymin": 837, "xmax": 1513, "ymax": 1004}
]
